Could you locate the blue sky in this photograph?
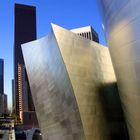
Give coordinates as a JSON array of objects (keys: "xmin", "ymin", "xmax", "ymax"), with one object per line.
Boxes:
[{"xmin": 0, "ymin": 0, "xmax": 106, "ymax": 108}]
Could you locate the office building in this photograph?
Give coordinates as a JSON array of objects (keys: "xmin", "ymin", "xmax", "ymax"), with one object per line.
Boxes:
[
  {"xmin": 21, "ymin": 24, "xmax": 128, "ymax": 140},
  {"xmin": 3, "ymin": 94, "xmax": 7, "ymax": 114},
  {"xmin": 0, "ymin": 59, "xmax": 7, "ymax": 115},
  {"xmin": 0, "ymin": 59, "xmax": 4, "ymax": 95},
  {"xmin": 0, "ymin": 95, "xmax": 4, "ymax": 115},
  {"xmin": 71, "ymin": 26, "xmax": 99, "ymax": 42},
  {"xmin": 98, "ymin": 1, "xmax": 140, "ymax": 140},
  {"xmin": 14, "ymin": 3, "xmax": 38, "ymax": 126},
  {"xmin": 12, "ymin": 79, "xmax": 15, "ymax": 113}
]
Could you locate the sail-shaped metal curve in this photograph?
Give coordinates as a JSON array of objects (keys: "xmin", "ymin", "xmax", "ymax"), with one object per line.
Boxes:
[
  {"xmin": 21, "ymin": 24, "xmax": 127, "ymax": 140},
  {"xmin": 98, "ymin": 1, "xmax": 140, "ymax": 140}
]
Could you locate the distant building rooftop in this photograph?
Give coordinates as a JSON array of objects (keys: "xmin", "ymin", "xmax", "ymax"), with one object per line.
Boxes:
[
  {"xmin": 15, "ymin": 3, "xmax": 36, "ymax": 10},
  {"xmin": 71, "ymin": 26, "xmax": 99, "ymax": 43}
]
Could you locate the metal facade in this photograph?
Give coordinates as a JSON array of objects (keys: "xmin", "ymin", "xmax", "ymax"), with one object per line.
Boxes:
[
  {"xmin": 22, "ymin": 24, "xmax": 127, "ymax": 140},
  {"xmin": 98, "ymin": 0, "xmax": 140, "ymax": 139}
]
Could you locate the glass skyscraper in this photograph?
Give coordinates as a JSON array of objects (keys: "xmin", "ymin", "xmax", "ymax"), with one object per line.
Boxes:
[
  {"xmin": 0, "ymin": 59, "xmax": 4, "ymax": 95},
  {"xmin": 0, "ymin": 59, "xmax": 8, "ymax": 115}
]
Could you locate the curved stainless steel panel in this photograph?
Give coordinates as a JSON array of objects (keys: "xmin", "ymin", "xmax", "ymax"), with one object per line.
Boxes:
[
  {"xmin": 21, "ymin": 33, "xmax": 85, "ymax": 140},
  {"xmin": 98, "ymin": 0, "xmax": 140, "ymax": 139},
  {"xmin": 22, "ymin": 24, "xmax": 126, "ymax": 140}
]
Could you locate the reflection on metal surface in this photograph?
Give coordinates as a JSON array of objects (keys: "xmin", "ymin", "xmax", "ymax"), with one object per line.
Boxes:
[
  {"xmin": 22, "ymin": 24, "xmax": 128, "ymax": 140},
  {"xmin": 98, "ymin": 0, "xmax": 140, "ymax": 139}
]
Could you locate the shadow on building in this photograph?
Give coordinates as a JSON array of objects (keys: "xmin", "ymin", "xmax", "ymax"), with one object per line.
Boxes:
[{"xmin": 98, "ymin": 82, "xmax": 129, "ymax": 140}]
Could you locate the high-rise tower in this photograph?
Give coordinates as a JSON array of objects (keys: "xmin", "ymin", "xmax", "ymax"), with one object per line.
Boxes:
[
  {"xmin": 0, "ymin": 59, "xmax": 7, "ymax": 115},
  {"xmin": 14, "ymin": 4, "xmax": 38, "ymax": 126},
  {"xmin": 0, "ymin": 59, "xmax": 4, "ymax": 95}
]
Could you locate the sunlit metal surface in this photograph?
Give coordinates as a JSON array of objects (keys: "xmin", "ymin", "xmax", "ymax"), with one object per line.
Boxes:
[
  {"xmin": 22, "ymin": 24, "xmax": 127, "ymax": 140},
  {"xmin": 98, "ymin": 0, "xmax": 140, "ymax": 139}
]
